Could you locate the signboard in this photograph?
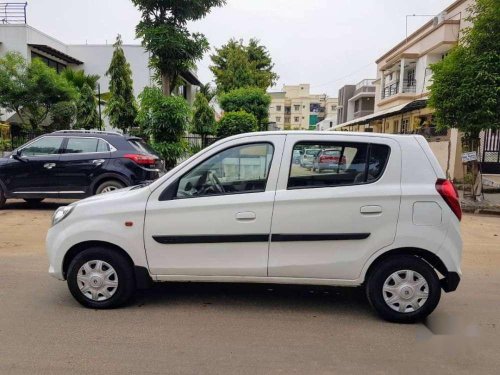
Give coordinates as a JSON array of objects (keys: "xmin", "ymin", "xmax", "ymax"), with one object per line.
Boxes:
[{"xmin": 461, "ymin": 151, "xmax": 478, "ymax": 163}]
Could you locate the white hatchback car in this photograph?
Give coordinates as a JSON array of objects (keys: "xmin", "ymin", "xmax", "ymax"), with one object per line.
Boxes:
[{"xmin": 47, "ymin": 132, "xmax": 462, "ymax": 322}]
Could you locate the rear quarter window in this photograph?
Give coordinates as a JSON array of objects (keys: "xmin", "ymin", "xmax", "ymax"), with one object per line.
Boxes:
[
  {"xmin": 288, "ymin": 141, "xmax": 390, "ymax": 189},
  {"xmin": 128, "ymin": 139, "xmax": 158, "ymax": 155}
]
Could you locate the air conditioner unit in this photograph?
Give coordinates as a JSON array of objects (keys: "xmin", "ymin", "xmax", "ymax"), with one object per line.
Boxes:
[{"xmin": 433, "ymin": 11, "xmax": 447, "ymax": 26}]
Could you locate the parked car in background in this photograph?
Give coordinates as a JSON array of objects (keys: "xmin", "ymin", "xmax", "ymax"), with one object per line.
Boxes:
[
  {"xmin": 46, "ymin": 131, "xmax": 462, "ymax": 323},
  {"xmin": 0, "ymin": 130, "xmax": 163, "ymax": 208},
  {"xmin": 312, "ymin": 148, "xmax": 347, "ymax": 173},
  {"xmin": 300, "ymin": 148, "xmax": 320, "ymax": 169},
  {"xmin": 292, "ymin": 149, "xmax": 302, "ymax": 164}
]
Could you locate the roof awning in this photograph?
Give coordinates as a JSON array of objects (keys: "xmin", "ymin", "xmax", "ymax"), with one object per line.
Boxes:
[
  {"xmin": 333, "ymin": 99, "xmax": 428, "ymax": 129},
  {"xmin": 181, "ymin": 70, "xmax": 202, "ymax": 86},
  {"xmin": 28, "ymin": 44, "xmax": 83, "ymax": 65}
]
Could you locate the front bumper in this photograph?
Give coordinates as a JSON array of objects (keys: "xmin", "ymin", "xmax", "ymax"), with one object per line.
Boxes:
[{"xmin": 441, "ymin": 272, "xmax": 460, "ymax": 292}]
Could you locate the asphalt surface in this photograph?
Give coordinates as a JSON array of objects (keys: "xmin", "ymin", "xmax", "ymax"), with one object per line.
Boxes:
[{"xmin": 0, "ymin": 200, "xmax": 499, "ymax": 374}]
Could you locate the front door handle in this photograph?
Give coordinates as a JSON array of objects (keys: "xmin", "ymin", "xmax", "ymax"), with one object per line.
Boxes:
[
  {"xmin": 92, "ymin": 159, "xmax": 105, "ymax": 165},
  {"xmin": 360, "ymin": 205, "xmax": 383, "ymax": 214},
  {"xmin": 43, "ymin": 163, "xmax": 56, "ymax": 170},
  {"xmin": 236, "ymin": 211, "xmax": 256, "ymax": 221}
]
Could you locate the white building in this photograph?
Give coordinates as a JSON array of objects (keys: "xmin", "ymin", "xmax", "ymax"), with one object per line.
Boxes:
[{"xmin": 0, "ymin": 22, "xmax": 201, "ymax": 128}]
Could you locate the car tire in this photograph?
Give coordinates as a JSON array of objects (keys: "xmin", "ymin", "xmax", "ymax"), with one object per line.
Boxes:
[
  {"xmin": 95, "ymin": 180, "xmax": 125, "ymax": 195},
  {"xmin": 67, "ymin": 247, "xmax": 136, "ymax": 309},
  {"xmin": 0, "ymin": 189, "xmax": 6, "ymax": 209},
  {"xmin": 24, "ymin": 198, "xmax": 44, "ymax": 205},
  {"xmin": 366, "ymin": 255, "xmax": 441, "ymax": 323}
]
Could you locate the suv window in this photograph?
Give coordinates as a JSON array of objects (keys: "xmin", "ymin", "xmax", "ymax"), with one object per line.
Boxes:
[
  {"xmin": 176, "ymin": 143, "xmax": 274, "ymax": 198},
  {"xmin": 65, "ymin": 138, "xmax": 109, "ymax": 154},
  {"xmin": 128, "ymin": 139, "xmax": 157, "ymax": 155},
  {"xmin": 20, "ymin": 137, "xmax": 64, "ymax": 157},
  {"xmin": 288, "ymin": 142, "xmax": 390, "ymax": 189}
]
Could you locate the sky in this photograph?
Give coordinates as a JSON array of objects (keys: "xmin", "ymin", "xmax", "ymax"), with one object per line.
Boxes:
[{"xmin": 28, "ymin": 0, "xmax": 454, "ymax": 97}]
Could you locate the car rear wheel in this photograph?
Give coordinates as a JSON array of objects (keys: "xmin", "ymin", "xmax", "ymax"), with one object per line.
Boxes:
[
  {"xmin": 95, "ymin": 180, "xmax": 125, "ymax": 195},
  {"xmin": 366, "ymin": 255, "xmax": 441, "ymax": 323},
  {"xmin": 24, "ymin": 198, "xmax": 44, "ymax": 205},
  {"xmin": 67, "ymin": 247, "xmax": 136, "ymax": 309}
]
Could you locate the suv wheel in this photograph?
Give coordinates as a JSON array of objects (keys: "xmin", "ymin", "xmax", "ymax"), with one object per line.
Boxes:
[
  {"xmin": 95, "ymin": 180, "xmax": 125, "ymax": 195},
  {"xmin": 67, "ymin": 247, "xmax": 136, "ymax": 309},
  {"xmin": 0, "ymin": 189, "xmax": 6, "ymax": 209},
  {"xmin": 24, "ymin": 198, "xmax": 44, "ymax": 205},
  {"xmin": 366, "ymin": 255, "xmax": 441, "ymax": 323}
]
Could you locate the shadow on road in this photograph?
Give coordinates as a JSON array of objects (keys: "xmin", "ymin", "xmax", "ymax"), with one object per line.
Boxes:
[
  {"xmin": 132, "ymin": 282, "xmax": 374, "ymax": 318},
  {"xmin": 3, "ymin": 199, "xmax": 75, "ymax": 211}
]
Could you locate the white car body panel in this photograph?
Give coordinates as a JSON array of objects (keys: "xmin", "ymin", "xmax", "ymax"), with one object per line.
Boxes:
[{"xmin": 46, "ymin": 131, "xmax": 462, "ymax": 288}]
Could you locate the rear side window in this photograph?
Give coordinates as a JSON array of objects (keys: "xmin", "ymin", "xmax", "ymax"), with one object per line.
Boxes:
[
  {"xmin": 65, "ymin": 138, "xmax": 109, "ymax": 153},
  {"xmin": 288, "ymin": 142, "xmax": 390, "ymax": 189},
  {"xmin": 128, "ymin": 139, "xmax": 157, "ymax": 155}
]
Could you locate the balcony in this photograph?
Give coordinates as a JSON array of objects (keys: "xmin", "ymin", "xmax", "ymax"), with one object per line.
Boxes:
[
  {"xmin": 382, "ymin": 80, "xmax": 416, "ymax": 99},
  {"xmin": 402, "ymin": 79, "xmax": 416, "ymax": 93},
  {"xmin": 353, "ymin": 110, "xmax": 374, "ymax": 119}
]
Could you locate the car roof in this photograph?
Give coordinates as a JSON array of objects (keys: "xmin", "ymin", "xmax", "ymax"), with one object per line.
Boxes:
[{"xmin": 46, "ymin": 130, "xmax": 132, "ymax": 140}]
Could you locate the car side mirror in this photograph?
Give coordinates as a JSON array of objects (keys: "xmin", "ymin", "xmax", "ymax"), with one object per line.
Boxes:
[{"xmin": 12, "ymin": 149, "xmax": 26, "ymax": 162}]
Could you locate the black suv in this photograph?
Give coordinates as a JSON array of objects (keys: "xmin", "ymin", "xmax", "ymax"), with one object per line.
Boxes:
[{"xmin": 0, "ymin": 130, "xmax": 163, "ymax": 208}]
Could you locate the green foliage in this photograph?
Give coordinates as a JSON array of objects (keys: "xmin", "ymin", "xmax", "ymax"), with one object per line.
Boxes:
[
  {"xmin": 192, "ymin": 92, "xmax": 216, "ymax": 138},
  {"xmin": 219, "ymin": 87, "xmax": 271, "ymax": 130},
  {"xmin": 132, "ymin": 0, "xmax": 226, "ymax": 95},
  {"xmin": 217, "ymin": 111, "xmax": 257, "ymax": 139},
  {"xmin": 61, "ymin": 68, "xmax": 99, "ymax": 91},
  {"xmin": 104, "ymin": 35, "xmax": 138, "ymax": 133},
  {"xmin": 137, "ymin": 87, "xmax": 191, "ymax": 168},
  {"xmin": 429, "ymin": 0, "xmax": 500, "ymax": 142},
  {"xmin": 210, "ymin": 38, "xmax": 279, "ymax": 93},
  {"xmin": 198, "ymin": 82, "xmax": 216, "ymax": 102},
  {"xmin": 50, "ymin": 101, "xmax": 76, "ymax": 130},
  {"xmin": 75, "ymin": 83, "xmax": 99, "ymax": 130},
  {"xmin": 0, "ymin": 52, "xmax": 76, "ymax": 130}
]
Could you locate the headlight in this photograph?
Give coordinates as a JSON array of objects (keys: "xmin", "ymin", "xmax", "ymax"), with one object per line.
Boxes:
[{"xmin": 52, "ymin": 206, "xmax": 75, "ymax": 226}]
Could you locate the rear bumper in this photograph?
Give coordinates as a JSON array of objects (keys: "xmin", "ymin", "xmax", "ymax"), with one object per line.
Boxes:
[{"xmin": 441, "ymin": 272, "xmax": 460, "ymax": 293}]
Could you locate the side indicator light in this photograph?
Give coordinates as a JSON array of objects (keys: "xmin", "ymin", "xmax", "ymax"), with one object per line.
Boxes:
[{"xmin": 125, "ymin": 221, "xmax": 134, "ymax": 227}]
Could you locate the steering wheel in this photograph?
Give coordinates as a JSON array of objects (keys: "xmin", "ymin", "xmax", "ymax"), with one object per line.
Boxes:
[{"xmin": 198, "ymin": 171, "xmax": 225, "ymax": 195}]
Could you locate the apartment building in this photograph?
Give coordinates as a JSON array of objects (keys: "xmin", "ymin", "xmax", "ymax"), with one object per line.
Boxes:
[
  {"xmin": 0, "ymin": 7, "xmax": 201, "ymax": 128},
  {"xmin": 268, "ymin": 84, "xmax": 338, "ymax": 130},
  {"xmin": 335, "ymin": 0, "xmax": 475, "ymax": 179},
  {"xmin": 336, "ymin": 79, "xmax": 376, "ymax": 125}
]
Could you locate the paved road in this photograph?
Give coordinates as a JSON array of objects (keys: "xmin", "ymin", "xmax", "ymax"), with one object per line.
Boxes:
[{"xmin": 1, "ymin": 200, "xmax": 499, "ymax": 374}]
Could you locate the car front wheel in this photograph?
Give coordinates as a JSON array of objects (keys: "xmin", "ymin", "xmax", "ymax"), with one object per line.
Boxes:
[
  {"xmin": 366, "ymin": 255, "xmax": 441, "ymax": 323},
  {"xmin": 67, "ymin": 247, "xmax": 136, "ymax": 309}
]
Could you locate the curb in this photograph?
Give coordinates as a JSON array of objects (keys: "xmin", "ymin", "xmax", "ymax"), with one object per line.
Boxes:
[{"xmin": 462, "ymin": 207, "xmax": 500, "ymax": 216}]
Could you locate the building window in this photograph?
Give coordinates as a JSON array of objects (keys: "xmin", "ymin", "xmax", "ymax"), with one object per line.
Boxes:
[
  {"xmin": 406, "ymin": 69, "xmax": 415, "ymax": 85},
  {"xmin": 294, "ymin": 105, "xmax": 300, "ymax": 111},
  {"xmin": 294, "ymin": 117, "xmax": 300, "ymax": 123},
  {"xmin": 402, "ymin": 119, "xmax": 409, "ymax": 134},
  {"xmin": 329, "ymin": 121, "xmax": 333, "ymax": 128},
  {"xmin": 276, "ymin": 105, "xmax": 282, "ymax": 111},
  {"xmin": 31, "ymin": 51, "xmax": 66, "ymax": 73},
  {"xmin": 331, "ymin": 105, "xmax": 336, "ymax": 111},
  {"xmin": 276, "ymin": 116, "xmax": 281, "ymax": 122}
]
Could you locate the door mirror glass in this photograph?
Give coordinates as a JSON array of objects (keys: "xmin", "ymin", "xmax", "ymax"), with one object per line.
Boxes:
[
  {"xmin": 19, "ymin": 137, "xmax": 64, "ymax": 157},
  {"xmin": 176, "ymin": 143, "xmax": 274, "ymax": 199}
]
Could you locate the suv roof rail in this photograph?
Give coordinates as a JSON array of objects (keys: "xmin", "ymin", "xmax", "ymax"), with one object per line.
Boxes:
[{"xmin": 52, "ymin": 130, "xmax": 124, "ymax": 136}]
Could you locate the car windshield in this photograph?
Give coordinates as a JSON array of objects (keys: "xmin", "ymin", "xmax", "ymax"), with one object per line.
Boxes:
[{"xmin": 305, "ymin": 149, "xmax": 319, "ymax": 156}]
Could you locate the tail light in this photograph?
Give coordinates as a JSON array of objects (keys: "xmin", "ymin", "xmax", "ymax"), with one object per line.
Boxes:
[
  {"xmin": 436, "ymin": 179, "xmax": 462, "ymax": 221},
  {"xmin": 123, "ymin": 153, "xmax": 157, "ymax": 166}
]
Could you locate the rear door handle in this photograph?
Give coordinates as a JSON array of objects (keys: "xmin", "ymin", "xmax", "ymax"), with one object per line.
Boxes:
[
  {"xmin": 360, "ymin": 205, "xmax": 383, "ymax": 214},
  {"xmin": 43, "ymin": 163, "xmax": 56, "ymax": 169},
  {"xmin": 236, "ymin": 211, "xmax": 256, "ymax": 221}
]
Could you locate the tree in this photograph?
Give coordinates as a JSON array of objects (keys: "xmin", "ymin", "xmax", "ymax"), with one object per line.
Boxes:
[
  {"xmin": 61, "ymin": 68, "xmax": 99, "ymax": 91},
  {"xmin": 191, "ymin": 92, "xmax": 217, "ymax": 146},
  {"xmin": 75, "ymin": 83, "xmax": 99, "ymax": 130},
  {"xmin": 210, "ymin": 38, "xmax": 279, "ymax": 93},
  {"xmin": 198, "ymin": 82, "xmax": 216, "ymax": 102},
  {"xmin": 0, "ymin": 52, "xmax": 76, "ymax": 130},
  {"xmin": 219, "ymin": 87, "xmax": 271, "ymax": 131},
  {"xmin": 104, "ymin": 35, "xmax": 138, "ymax": 133},
  {"xmin": 132, "ymin": 0, "xmax": 226, "ymax": 95},
  {"xmin": 217, "ymin": 111, "xmax": 257, "ymax": 139},
  {"xmin": 49, "ymin": 101, "xmax": 76, "ymax": 131},
  {"xmin": 137, "ymin": 87, "xmax": 191, "ymax": 169},
  {"xmin": 429, "ymin": 0, "xmax": 499, "ymax": 197}
]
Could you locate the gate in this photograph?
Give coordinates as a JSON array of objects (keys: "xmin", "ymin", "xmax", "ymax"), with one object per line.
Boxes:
[{"xmin": 481, "ymin": 129, "xmax": 500, "ymax": 174}]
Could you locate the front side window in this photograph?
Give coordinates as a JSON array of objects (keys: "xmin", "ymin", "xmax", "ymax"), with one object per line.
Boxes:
[
  {"xmin": 65, "ymin": 138, "xmax": 109, "ymax": 154},
  {"xmin": 288, "ymin": 142, "xmax": 390, "ymax": 189},
  {"xmin": 20, "ymin": 137, "xmax": 64, "ymax": 157},
  {"xmin": 176, "ymin": 143, "xmax": 274, "ymax": 198}
]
